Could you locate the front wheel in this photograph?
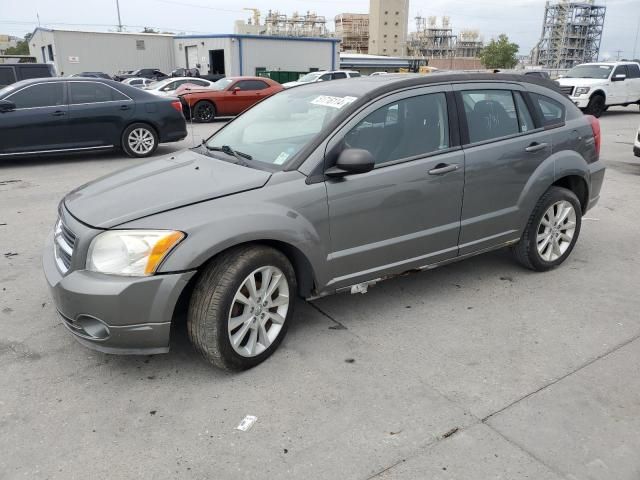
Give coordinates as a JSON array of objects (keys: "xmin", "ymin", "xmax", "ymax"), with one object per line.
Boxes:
[
  {"xmin": 512, "ymin": 186, "xmax": 582, "ymax": 271},
  {"xmin": 193, "ymin": 101, "xmax": 216, "ymax": 123},
  {"xmin": 122, "ymin": 123, "xmax": 158, "ymax": 158},
  {"xmin": 584, "ymin": 94, "xmax": 606, "ymax": 117},
  {"xmin": 187, "ymin": 246, "xmax": 297, "ymax": 371}
]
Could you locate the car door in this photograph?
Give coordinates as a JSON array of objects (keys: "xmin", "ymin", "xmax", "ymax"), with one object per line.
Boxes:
[
  {"xmin": 454, "ymin": 84, "xmax": 553, "ymax": 255},
  {"xmin": 227, "ymin": 80, "xmax": 270, "ymax": 114},
  {"xmin": 67, "ymin": 81, "xmax": 134, "ymax": 148},
  {"xmin": 609, "ymin": 65, "xmax": 628, "ymax": 104},
  {"xmin": 0, "ymin": 81, "xmax": 70, "ymax": 155},
  {"xmin": 324, "ymin": 86, "xmax": 465, "ymax": 289},
  {"xmin": 624, "ymin": 63, "xmax": 640, "ymax": 102}
]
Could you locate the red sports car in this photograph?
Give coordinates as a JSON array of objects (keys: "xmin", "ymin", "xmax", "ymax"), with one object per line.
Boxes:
[{"xmin": 179, "ymin": 76, "xmax": 283, "ymax": 122}]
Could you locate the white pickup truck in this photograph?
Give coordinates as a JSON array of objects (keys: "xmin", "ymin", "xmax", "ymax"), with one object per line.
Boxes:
[{"xmin": 557, "ymin": 62, "xmax": 640, "ymax": 117}]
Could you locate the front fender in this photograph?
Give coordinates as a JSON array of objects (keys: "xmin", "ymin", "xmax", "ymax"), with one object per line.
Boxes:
[{"xmin": 118, "ymin": 171, "xmax": 331, "ymax": 288}]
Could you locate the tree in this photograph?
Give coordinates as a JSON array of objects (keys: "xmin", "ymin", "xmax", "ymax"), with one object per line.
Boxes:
[
  {"xmin": 4, "ymin": 33, "xmax": 32, "ymax": 56},
  {"xmin": 480, "ymin": 34, "xmax": 519, "ymax": 69}
]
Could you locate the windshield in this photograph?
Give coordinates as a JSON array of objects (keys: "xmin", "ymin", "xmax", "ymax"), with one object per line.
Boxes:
[
  {"xmin": 297, "ymin": 72, "xmax": 322, "ymax": 83},
  {"xmin": 210, "ymin": 78, "xmax": 234, "ymax": 90},
  {"xmin": 565, "ymin": 65, "xmax": 613, "ymax": 79},
  {"xmin": 131, "ymin": 69, "xmax": 142, "ymax": 75},
  {"xmin": 205, "ymin": 88, "xmax": 358, "ymax": 166}
]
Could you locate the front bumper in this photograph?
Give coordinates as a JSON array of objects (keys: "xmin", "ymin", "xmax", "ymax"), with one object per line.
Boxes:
[
  {"xmin": 571, "ymin": 96, "xmax": 591, "ymax": 109},
  {"xmin": 43, "ymin": 230, "xmax": 195, "ymax": 355}
]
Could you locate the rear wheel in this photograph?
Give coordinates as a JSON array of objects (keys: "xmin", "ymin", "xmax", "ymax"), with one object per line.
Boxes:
[
  {"xmin": 584, "ymin": 94, "xmax": 606, "ymax": 117},
  {"xmin": 121, "ymin": 123, "xmax": 158, "ymax": 158},
  {"xmin": 187, "ymin": 246, "xmax": 297, "ymax": 371},
  {"xmin": 193, "ymin": 101, "xmax": 216, "ymax": 123},
  {"xmin": 512, "ymin": 186, "xmax": 582, "ymax": 271}
]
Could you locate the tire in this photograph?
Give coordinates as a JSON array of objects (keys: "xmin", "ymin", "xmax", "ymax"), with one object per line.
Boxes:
[
  {"xmin": 121, "ymin": 123, "xmax": 158, "ymax": 158},
  {"xmin": 193, "ymin": 100, "xmax": 216, "ymax": 123},
  {"xmin": 512, "ymin": 186, "xmax": 582, "ymax": 272},
  {"xmin": 584, "ymin": 94, "xmax": 606, "ymax": 118},
  {"xmin": 187, "ymin": 245, "xmax": 297, "ymax": 371}
]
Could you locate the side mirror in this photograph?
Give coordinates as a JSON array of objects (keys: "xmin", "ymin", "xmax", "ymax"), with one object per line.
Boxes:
[
  {"xmin": 325, "ymin": 148, "xmax": 375, "ymax": 177},
  {"xmin": 0, "ymin": 100, "xmax": 16, "ymax": 113},
  {"xmin": 612, "ymin": 74, "xmax": 626, "ymax": 82},
  {"xmin": 232, "ymin": 87, "xmax": 240, "ymax": 94}
]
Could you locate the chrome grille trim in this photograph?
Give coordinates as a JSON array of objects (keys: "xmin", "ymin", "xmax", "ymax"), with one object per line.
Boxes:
[
  {"xmin": 54, "ymin": 219, "xmax": 76, "ymax": 274},
  {"xmin": 559, "ymin": 85, "xmax": 574, "ymax": 96}
]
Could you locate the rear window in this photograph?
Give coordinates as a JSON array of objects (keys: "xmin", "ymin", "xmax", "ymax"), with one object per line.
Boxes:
[
  {"xmin": 530, "ymin": 93, "xmax": 565, "ymax": 127},
  {"xmin": 626, "ymin": 63, "xmax": 640, "ymax": 79},
  {"xmin": 0, "ymin": 67, "xmax": 17, "ymax": 87},
  {"xmin": 461, "ymin": 89, "xmax": 520, "ymax": 143},
  {"xmin": 69, "ymin": 82, "xmax": 129, "ymax": 104}
]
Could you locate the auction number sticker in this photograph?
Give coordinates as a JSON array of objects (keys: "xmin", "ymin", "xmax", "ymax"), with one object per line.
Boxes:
[{"xmin": 311, "ymin": 95, "xmax": 358, "ymax": 109}]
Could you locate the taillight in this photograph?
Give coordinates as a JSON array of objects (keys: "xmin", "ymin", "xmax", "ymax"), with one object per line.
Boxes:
[
  {"xmin": 586, "ymin": 114, "xmax": 601, "ymax": 157},
  {"xmin": 170, "ymin": 100, "xmax": 183, "ymax": 113}
]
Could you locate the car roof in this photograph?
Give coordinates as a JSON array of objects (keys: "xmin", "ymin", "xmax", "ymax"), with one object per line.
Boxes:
[
  {"xmin": 578, "ymin": 62, "xmax": 639, "ymax": 66},
  {"xmin": 293, "ymin": 71, "xmax": 563, "ymax": 98}
]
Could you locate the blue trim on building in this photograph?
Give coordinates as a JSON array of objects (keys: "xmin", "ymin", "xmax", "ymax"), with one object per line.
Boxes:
[
  {"xmin": 238, "ymin": 37, "xmax": 243, "ymax": 76},
  {"xmin": 174, "ymin": 33, "xmax": 341, "ymax": 43},
  {"xmin": 331, "ymin": 44, "xmax": 335, "ymax": 70}
]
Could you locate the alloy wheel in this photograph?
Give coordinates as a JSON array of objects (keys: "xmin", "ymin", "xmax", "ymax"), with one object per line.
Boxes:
[
  {"xmin": 536, "ymin": 200, "xmax": 577, "ymax": 262},
  {"xmin": 228, "ymin": 266, "xmax": 290, "ymax": 358},
  {"xmin": 127, "ymin": 128, "xmax": 155, "ymax": 155}
]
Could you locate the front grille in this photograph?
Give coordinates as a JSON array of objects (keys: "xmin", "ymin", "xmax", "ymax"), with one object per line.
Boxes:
[
  {"xmin": 54, "ymin": 219, "xmax": 76, "ymax": 274},
  {"xmin": 559, "ymin": 85, "xmax": 574, "ymax": 97}
]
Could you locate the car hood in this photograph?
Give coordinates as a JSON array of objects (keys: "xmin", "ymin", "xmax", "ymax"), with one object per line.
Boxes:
[
  {"xmin": 557, "ymin": 77, "xmax": 607, "ymax": 87},
  {"xmin": 63, "ymin": 149, "xmax": 272, "ymax": 228}
]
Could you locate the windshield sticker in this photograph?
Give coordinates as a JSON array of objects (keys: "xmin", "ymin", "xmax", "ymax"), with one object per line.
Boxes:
[
  {"xmin": 311, "ymin": 95, "xmax": 358, "ymax": 109},
  {"xmin": 274, "ymin": 152, "xmax": 290, "ymax": 165}
]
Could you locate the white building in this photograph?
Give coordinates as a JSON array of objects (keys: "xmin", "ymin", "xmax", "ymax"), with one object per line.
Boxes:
[
  {"xmin": 29, "ymin": 28, "xmax": 175, "ymax": 76},
  {"xmin": 173, "ymin": 34, "xmax": 340, "ymax": 77},
  {"xmin": 28, "ymin": 28, "xmax": 340, "ymax": 78}
]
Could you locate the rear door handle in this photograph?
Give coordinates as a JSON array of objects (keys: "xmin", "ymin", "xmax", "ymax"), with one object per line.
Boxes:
[
  {"xmin": 51, "ymin": 110, "xmax": 66, "ymax": 117},
  {"xmin": 525, "ymin": 142, "xmax": 548, "ymax": 152},
  {"xmin": 120, "ymin": 105, "xmax": 131, "ymax": 110},
  {"xmin": 428, "ymin": 163, "xmax": 459, "ymax": 175}
]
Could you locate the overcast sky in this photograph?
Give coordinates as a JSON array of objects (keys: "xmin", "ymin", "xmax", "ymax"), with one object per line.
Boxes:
[{"xmin": 1, "ymin": 0, "xmax": 639, "ymax": 59}]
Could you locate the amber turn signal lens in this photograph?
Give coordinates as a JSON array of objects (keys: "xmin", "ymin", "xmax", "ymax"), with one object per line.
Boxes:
[{"xmin": 144, "ymin": 231, "xmax": 185, "ymax": 275}]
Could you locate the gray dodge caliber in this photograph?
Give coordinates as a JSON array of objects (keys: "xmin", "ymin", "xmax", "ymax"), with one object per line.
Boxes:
[{"xmin": 44, "ymin": 73, "xmax": 605, "ymax": 370}]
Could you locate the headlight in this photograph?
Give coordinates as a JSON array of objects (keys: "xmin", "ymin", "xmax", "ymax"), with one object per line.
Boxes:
[
  {"xmin": 575, "ymin": 87, "xmax": 590, "ymax": 95},
  {"xmin": 87, "ymin": 230, "xmax": 185, "ymax": 276}
]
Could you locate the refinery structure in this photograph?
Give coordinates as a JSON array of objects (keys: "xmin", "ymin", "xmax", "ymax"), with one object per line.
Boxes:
[
  {"xmin": 406, "ymin": 16, "xmax": 483, "ymax": 59},
  {"xmin": 335, "ymin": 13, "xmax": 370, "ymax": 54},
  {"xmin": 234, "ymin": 9, "xmax": 330, "ymax": 38},
  {"xmin": 531, "ymin": 0, "xmax": 606, "ymax": 69}
]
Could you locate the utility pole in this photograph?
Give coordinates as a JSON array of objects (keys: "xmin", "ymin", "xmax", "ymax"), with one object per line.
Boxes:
[
  {"xmin": 614, "ymin": 49, "xmax": 623, "ymax": 61},
  {"xmin": 633, "ymin": 15, "xmax": 639, "ymax": 59},
  {"xmin": 116, "ymin": 0, "xmax": 123, "ymax": 32}
]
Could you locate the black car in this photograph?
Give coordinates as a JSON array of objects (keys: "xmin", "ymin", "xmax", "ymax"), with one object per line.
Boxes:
[
  {"xmin": 0, "ymin": 78, "xmax": 187, "ymax": 159},
  {"xmin": 114, "ymin": 68, "xmax": 168, "ymax": 82},
  {"xmin": 0, "ymin": 63, "xmax": 56, "ymax": 88}
]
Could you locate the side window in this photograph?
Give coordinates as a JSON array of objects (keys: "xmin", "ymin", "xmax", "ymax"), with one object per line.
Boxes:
[
  {"xmin": 344, "ymin": 92, "xmax": 449, "ymax": 165},
  {"xmin": 514, "ymin": 92, "xmax": 535, "ymax": 133},
  {"xmin": 333, "ymin": 72, "xmax": 347, "ymax": 79},
  {"xmin": 461, "ymin": 89, "xmax": 519, "ymax": 143},
  {"xmin": 319, "ymin": 74, "xmax": 332, "ymax": 81},
  {"xmin": 530, "ymin": 93, "xmax": 565, "ymax": 127},
  {"xmin": 349, "ymin": 72, "xmax": 361, "ymax": 78},
  {"xmin": 7, "ymin": 83, "xmax": 64, "ymax": 108},
  {"xmin": 0, "ymin": 67, "xmax": 16, "ymax": 87},
  {"xmin": 17, "ymin": 66, "xmax": 52, "ymax": 80},
  {"xmin": 192, "ymin": 79, "xmax": 209, "ymax": 86},
  {"xmin": 69, "ymin": 82, "xmax": 128, "ymax": 103},
  {"xmin": 235, "ymin": 80, "xmax": 269, "ymax": 90},
  {"xmin": 625, "ymin": 64, "xmax": 640, "ymax": 78},
  {"xmin": 613, "ymin": 65, "xmax": 627, "ymax": 77}
]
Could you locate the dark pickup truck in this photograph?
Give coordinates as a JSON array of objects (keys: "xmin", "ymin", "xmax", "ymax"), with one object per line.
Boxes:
[{"xmin": 0, "ymin": 63, "xmax": 56, "ymax": 88}]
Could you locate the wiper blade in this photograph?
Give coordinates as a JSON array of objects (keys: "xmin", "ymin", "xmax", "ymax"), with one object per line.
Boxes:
[{"xmin": 206, "ymin": 144, "xmax": 253, "ymax": 161}]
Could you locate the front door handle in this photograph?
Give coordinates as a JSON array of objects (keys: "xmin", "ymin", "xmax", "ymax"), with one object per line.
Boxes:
[
  {"xmin": 120, "ymin": 105, "xmax": 131, "ymax": 111},
  {"xmin": 428, "ymin": 163, "xmax": 459, "ymax": 175},
  {"xmin": 525, "ymin": 142, "xmax": 548, "ymax": 152},
  {"xmin": 51, "ymin": 110, "xmax": 66, "ymax": 117}
]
